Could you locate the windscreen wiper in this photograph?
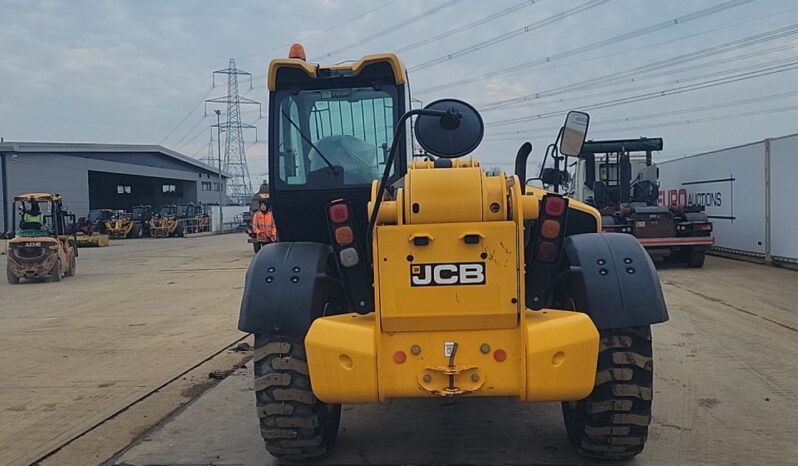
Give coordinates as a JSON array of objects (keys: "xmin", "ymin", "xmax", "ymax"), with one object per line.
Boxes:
[{"xmin": 280, "ymin": 109, "xmax": 338, "ymax": 172}]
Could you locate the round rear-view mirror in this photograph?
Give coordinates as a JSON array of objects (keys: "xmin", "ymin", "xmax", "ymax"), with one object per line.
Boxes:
[{"xmin": 414, "ymin": 99, "xmax": 484, "ymax": 159}]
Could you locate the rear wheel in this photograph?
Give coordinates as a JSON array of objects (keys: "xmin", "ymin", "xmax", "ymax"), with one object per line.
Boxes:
[
  {"xmin": 686, "ymin": 248, "xmax": 706, "ymax": 268},
  {"xmin": 563, "ymin": 327, "xmax": 653, "ymax": 460},
  {"xmin": 253, "ymin": 334, "xmax": 341, "ymax": 461},
  {"xmin": 7, "ymin": 266, "xmax": 20, "ymax": 284},
  {"xmin": 175, "ymin": 223, "xmax": 185, "ymax": 237}
]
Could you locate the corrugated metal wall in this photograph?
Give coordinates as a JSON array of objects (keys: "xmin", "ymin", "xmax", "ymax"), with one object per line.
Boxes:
[
  {"xmin": 1, "ymin": 152, "xmax": 225, "ymax": 233},
  {"xmin": 658, "ymin": 133, "xmax": 798, "ymax": 265}
]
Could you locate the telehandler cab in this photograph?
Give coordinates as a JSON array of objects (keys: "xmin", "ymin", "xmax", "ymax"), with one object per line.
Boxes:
[{"xmin": 239, "ymin": 46, "xmax": 668, "ymax": 462}]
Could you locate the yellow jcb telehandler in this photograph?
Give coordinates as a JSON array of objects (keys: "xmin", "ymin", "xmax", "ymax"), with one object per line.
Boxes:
[{"xmin": 238, "ymin": 47, "xmax": 668, "ymax": 462}]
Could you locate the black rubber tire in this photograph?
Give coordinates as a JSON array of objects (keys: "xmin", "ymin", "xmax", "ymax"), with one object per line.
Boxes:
[
  {"xmin": 65, "ymin": 254, "xmax": 76, "ymax": 277},
  {"xmin": 686, "ymin": 248, "xmax": 706, "ymax": 268},
  {"xmin": 175, "ymin": 223, "xmax": 185, "ymax": 238},
  {"xmin": 562, "ymin": 326, "xmax": 653, "ymax": 461},
  {"xmin": 253, "ymin": 242, "xmax": 262, "ymax": 254},
  {"xmin": 7, "ymin": 267, "xmax": 20, "ymax": 284},
  {"xmin": 253, "ymin": 334, "xmax": 341, "ymax": 461},
  {"xmin": 50, "ymin": 259, "xmax": 63, "ymax": 282}
]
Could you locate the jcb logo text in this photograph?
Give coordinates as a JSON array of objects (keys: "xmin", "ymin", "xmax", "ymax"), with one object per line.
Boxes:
[{"xmin": 410, "ymin": 262, "xmax": 486, "ymax": 287}]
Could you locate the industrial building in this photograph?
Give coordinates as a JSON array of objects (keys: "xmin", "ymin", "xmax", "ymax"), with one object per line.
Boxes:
[{"xmin": 0, "ymin": 142, "xmax": 228, "ymax": 233}]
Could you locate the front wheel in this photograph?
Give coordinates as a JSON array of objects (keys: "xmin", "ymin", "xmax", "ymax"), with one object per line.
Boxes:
[
  {"xmin": 65, "ymin": 254, "xmax": 76, "ymax": 277},
  {"xmin": 253, "ymin": 334, "xmax": 341, "ymax": 461},
  {"xmin": 49, "ymin": 259, "xmax": 63, "ymax": 282},
  {"xmin": 562, "ymin": 327, "xmax": 653, "ymax": 460},
  {"xmin": 7, "ymin": 266, "xmax": 20, "ymax": 284}
]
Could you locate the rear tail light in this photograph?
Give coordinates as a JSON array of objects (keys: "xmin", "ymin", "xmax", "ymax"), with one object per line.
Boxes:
[
  {"xmin": 544, "ymin": 196, "xmax": 566, "ymax": 217},
  {"xmin": 536, "ymin": 241, "xmax": 558, "ymax": 262},
  {"xmin": 541, "ymin": 219, "xmax": 561, "ymax": 239},
  {"xmin": 697, "ymin": 223, "xmax": 712, "ymax": 231},
  {"xmin": 334, "ymin": 226, "xmax": 354, "ymax": 245},
  {"xmin": 328, "ymin": 203, "xmax": 349, "ymax": 223}
]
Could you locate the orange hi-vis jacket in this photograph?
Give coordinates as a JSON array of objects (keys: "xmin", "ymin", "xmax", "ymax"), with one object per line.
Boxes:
[{"xmin": 252, "ymin": 210, "xmax": 277, "ymax": 241}]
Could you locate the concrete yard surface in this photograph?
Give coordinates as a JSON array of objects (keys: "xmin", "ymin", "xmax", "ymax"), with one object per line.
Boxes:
[
  {"xmin": 115, "ymin": 256, "xmax": 798, "ymax": 466},
  {"xmin": 0, "ymin": 235, "xmax": 251, "ymax": 466}
]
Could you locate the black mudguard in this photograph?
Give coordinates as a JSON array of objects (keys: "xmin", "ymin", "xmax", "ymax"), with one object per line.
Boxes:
[
  {"xmin": 238, "ymin": 242, "xmax": 345, "ymax": 336},
  {"xmin": 557, "ymin": 233, "xmax": 669, "ymax": 330}
]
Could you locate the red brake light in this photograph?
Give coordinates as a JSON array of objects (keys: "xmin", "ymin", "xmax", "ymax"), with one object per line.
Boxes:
[
  {"xmin": 544, "ymin": 196, "xmax": 566, "ymax": 217},
  {"xmin": 328, "ymin": 204, "xmax": 349, "ymax": 224},
  {"xmin": 536, "ymin": 241, "xmax": 558, "ymax": 263}
]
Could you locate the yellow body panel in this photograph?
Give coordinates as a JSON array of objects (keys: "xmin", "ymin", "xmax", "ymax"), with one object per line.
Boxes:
[
  {"xmin": 375, "ymin": 221, "xmax": 519, "ymax": 332},
  {"xmin": 524, "ymin": 310, "xmax": 599, "ymax": 401},
  {"xmin": 304, "ymin": 146, "xmax": 604, "ymax": 404},
  {"xmin": 305, "ymin": 310, "xmax": 598, "ymax": 403},
  {"xmin": 305, "ymin": 314, "xmax": 378, "ymax": 403}
]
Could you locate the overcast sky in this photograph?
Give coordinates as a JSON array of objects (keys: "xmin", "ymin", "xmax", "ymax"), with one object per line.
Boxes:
[{"xmin": 2, "ymin": 0, "xmax": 798, "ymax": 181}]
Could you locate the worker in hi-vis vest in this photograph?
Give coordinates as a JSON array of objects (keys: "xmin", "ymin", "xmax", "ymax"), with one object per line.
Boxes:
[
  {"xmin": 22, "ymin": 203, "xmax": 45, "ymax": 229},
  {"xmin": 252, "ymin": 198, "xmax": 277, "ymax": 244}
]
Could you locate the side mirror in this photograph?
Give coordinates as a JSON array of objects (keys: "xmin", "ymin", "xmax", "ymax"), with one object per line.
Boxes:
[
  {"xmin": 559, "ymin": 111, "xmax": 590, "ymax": 157},
  {"xmin": 414, "ymin": 99, "xmax": 484, "ymax": 159}
]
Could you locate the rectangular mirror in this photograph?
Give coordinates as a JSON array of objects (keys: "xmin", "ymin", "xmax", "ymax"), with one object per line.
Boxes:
[{"xmin": 559, "ymin": 111, "xmax": 590, "ymax": 157}]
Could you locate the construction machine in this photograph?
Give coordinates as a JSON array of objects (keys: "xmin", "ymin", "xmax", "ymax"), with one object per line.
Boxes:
[
  {"xmin": 7, "ymin": 193, "xmax": 78, "ymax": 283},
  {"xmin": 176, "ymin": 202, "xmax": 210, "ymax": 234},
  {"xmin": 74, "ymin": 209, "xmax": 113, "ymax": 247},
  {"xmin": 570, "ymin": 138, "xmax": 714, "ymax": 267},
  {"xmin": 238, "ymin": 47, "xmax": 668, "ymax": 462},
  {"xmin": 131, "ymin": 204, "xmax": 154, "ymax": 237},
  {"xmin": 106, "ymin": 211, "xmax": 137, "ymax": 239},
  {"xmin": 148, "ymin": 204, "xmax": 185, "ymax": 238}
]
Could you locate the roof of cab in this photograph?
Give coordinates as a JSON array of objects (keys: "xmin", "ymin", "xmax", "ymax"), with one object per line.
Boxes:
[
  {"xmin": 14, "ymin": 193, "xmax": 60, "ymax": 202},
  {"xmin": 268, "ymin": 53, "xmax": 406, "ymax": 91}
]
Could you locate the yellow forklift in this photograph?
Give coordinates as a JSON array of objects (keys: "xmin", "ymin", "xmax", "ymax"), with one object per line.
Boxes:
[
  {"xmin": 239, "ymin": 47, "xmax": 668, "ymax": 461},
  {"xmin": 7, "ymin": 193, "xmax": 78, "ymax": 283}
]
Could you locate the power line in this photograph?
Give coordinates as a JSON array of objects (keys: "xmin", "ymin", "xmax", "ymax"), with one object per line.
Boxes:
[
  {"xmin": 484, "ymin": 88, "xmax": 798, "ymax": 140},
  {"xmin": 395, "ymin": 0, "xmax": 541, "ymax": 54},
  {"xmin": 478, "ymin": 24, "xmax": 798, "ymax": 112},
  {"xmin": 408, "ymin": 0, "xmax": 611, "ymax": 72},
  {"xmin": 238, "ymin": 0, "xmax": 398, "ymax": 60},
  {"xmin": 486, "ymin": 59, "xmax": 798, "ymax": 127},
  {"xmin": 313, "ymin": 0, "xmax": 464, "ymax": 61},
  {"xmin": 478, "ymin": 45, "xmax": 798, "ymax": 120},
  {"xmin": 158, "ymin": 85, "xmax": 213, "ymax": 144},
  {"xmin": 414, "ymin": 0, "xmax": 754, "ymax": 93}
]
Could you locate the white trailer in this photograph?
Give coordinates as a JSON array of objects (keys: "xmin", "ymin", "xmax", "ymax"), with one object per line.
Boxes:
[{"xmin": 657, "ymin": 133, "xmax": 798, "ymax": 267}]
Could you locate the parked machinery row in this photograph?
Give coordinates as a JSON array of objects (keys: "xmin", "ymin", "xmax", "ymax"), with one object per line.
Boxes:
[{"xmin": 73, "ymin": 203, "xmax": 211, "ymax": 240}]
